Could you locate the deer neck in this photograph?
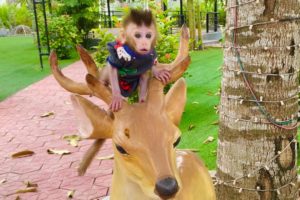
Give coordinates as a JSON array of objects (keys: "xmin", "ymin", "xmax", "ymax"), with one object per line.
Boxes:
[{"xmin": 110, "ymin": 160, "xmax": 159, "ymax": 200}]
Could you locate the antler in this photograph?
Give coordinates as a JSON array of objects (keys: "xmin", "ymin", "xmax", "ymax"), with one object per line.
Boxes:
[
  {"xmin": 50, "ymin": 45, "xmax": 111, "ymax": 101},
  {"xmin": 49, "ymin": 51, "xmax": 93, "ymax": 95},
  {"xmin": 85, "ymin": 74, "xmax": 113, "ymax": 105},
  {"xmin": 155, "ymin": 24, "xmax": 190, "ymax": 81},
  {"xmin": 147, "ymin": 25, "xmax": 190, "ymax": 106},
  {"xmin": 76, "ymin": 45, "xmax": 100, "ymax": 79}
]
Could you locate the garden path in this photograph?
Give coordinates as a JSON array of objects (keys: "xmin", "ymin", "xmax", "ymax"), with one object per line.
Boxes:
[{"xmin": 0, "ymin": 61, "xmax": 112, "ymax": 200}]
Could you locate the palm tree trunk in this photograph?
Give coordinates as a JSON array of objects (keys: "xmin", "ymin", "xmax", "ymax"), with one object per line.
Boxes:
[
  {"xmin": 216, "ymin": 0, "xmax": 300, "ymax": 199},
  {"xmin": 187, "ymin": 0, "xmax": 196, "ymax": 50},
  {"xmin": 195, "ymin": 0, "xmax": 203, "ymax": 49}
]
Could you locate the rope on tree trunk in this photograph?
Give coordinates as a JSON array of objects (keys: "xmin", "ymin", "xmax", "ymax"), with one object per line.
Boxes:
[{"xmin": 230, "ymin": 0, "xmax": 298, "ymax": 130}]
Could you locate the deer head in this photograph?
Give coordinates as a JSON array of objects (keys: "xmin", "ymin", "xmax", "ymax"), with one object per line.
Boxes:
[{"xmin": 50, "ymin": 25, "xmax": 192, "ymax": 199}]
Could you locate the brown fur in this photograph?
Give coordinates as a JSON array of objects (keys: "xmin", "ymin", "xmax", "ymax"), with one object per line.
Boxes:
[
  {"xmin": 122, "ymin": 9, "xmax": 156, "ymax": 28},
  {"xmin": 123, "ymin": 8, "xmax": 158, "ymax": 50}
]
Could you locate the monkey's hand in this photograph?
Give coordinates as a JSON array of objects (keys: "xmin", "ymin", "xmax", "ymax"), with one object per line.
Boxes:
[
  {"xmin": 110, "ymin": 94, "xmax": 123, "ymax": 112},
  {"xmin": 116, "ymin": 47, "xmax": 131, "ymax": 61},
  {"xmin": 153, "ymin": 69, "xmax": 171, "ymax": 85}
]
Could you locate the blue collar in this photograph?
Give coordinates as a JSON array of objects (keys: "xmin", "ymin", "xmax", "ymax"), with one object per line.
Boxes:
[{"xmin": 123, "ymin": 44, "xmax": 155, "ymax": 59}]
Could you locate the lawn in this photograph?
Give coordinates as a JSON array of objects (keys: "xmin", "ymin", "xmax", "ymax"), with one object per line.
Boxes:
[
  {"xmin": 0, "ymin": 36, "xmax": 78, "ymax": 101},
  {"xmin": 179, "ymin": 48, "xmax": 223, "ymax": 170}
]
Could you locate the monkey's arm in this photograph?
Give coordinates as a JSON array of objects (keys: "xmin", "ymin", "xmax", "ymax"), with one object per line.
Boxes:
[
  {"xmin": 139, "ymin": 72, "xmax": 150, "ymax": 103},
  {"xmin": 152, "ymin": 65, "xmax": 171, "ymax": 85},
  {"xmin": 109, "ymin": 64, "xmax": 123, "ymax": 112}
]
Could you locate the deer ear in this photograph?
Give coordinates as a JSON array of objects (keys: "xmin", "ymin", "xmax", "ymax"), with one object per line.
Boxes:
[
  {"xmin": 165, "ymin": 78, "xmax": 187, "ymax": 126},
  {"xmin": 70, "ymin": 95, "xmax": 113, "ymax": 139}
]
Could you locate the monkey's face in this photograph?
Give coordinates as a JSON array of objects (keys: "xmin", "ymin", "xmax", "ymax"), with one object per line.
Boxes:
[{"xmin": 124, "ymin": 22, "xmax": 156, "ymax": 55}]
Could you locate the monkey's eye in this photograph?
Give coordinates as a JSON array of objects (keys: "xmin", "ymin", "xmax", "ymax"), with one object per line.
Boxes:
[
  {"xmin": 134, "ymin": 33, "xmax": 141, "ymax": 39},
  {"xmin": 146, "ymin": 33, "xmax": 152, "ymax": 39},
  {"xmin": 173, "ymin": 137, "xmax": 181, "ymax": 147},
  {"xmin": 116, "ymin": 144, "xmax": 128, "ymax": 155}
]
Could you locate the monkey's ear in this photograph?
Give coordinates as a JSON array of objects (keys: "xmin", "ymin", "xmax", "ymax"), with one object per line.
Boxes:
[{"xmin": 119, "ymin": 29, "xmax": 126, "ymax": 44}]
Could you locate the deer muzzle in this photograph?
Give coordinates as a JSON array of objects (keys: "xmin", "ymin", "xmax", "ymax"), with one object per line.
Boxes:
[{"xmin": 155, "ymin": 177, "xmax": 179, "ymax": 199}]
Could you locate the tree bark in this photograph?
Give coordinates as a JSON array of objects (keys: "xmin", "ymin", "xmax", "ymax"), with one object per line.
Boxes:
[
  {"xmin": 195, "ymin": 0, "xmax": 203, "ymax": 50},
  {"xmin": 187, "ymin": 0, "xmax": 196, "ymax": 50},
  {"xmin": 217, "ymin": 0, "xmax": 300, "ymax": 199}
]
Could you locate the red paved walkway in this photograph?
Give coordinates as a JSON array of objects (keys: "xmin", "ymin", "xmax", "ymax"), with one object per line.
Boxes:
[{"xmin": 0, "ymin": 61, "xmax": 113, "ymax": 200}]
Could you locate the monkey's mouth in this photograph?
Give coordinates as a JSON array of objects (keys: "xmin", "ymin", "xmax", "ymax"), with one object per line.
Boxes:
[{"xmin": 139, "ymin": 48, "xmax": 149, "ymax": 54}]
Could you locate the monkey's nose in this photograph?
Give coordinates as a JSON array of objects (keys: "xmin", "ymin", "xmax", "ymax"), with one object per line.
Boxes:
[{"xmin": 155, "ymin": 177, "xmax": 179, "ymax": 199}]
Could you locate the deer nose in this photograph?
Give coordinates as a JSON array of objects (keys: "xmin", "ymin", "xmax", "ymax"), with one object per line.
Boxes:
[{"xmin": 155, "ymin": 177, "xmax": 179, "ymax": 199}]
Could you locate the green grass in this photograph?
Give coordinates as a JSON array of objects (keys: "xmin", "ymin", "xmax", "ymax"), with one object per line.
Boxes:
[
  {"xmin": 0, "ymin": 36, "xmax": 78, "ymax": 101},
  {"xmin": 179, "ymin": 48, "xmax": 223, "ymax": 170}
]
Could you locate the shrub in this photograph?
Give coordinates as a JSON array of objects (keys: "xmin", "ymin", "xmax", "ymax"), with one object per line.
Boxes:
[
  {"xmin": 0, "ymin": 4, "xmax": 32, "ymax": 29},
  {"xmin": 154, "ymin": 10, "xmax": 179, "ymax": 63},
  {"xmin": 94, "ymin": 29, "xmax": 116, "ymax": 67},
  {"xmin": 55, "ymin": 0, "xmax": 99, "ymax": 45},
  {"xmin": 0, "ymin": 4, "xmax": 10, "ymax": 28},
  {"xmin": 14, "ymin": 4, "xmax": 32, "ymax": 28},
  {"xmin": 156, "ymin": 33, "xmax": 179, "ymax": 63},
  {"xmin": 40, "ymin": 15, "xmax": 82, "ymax": 59}
]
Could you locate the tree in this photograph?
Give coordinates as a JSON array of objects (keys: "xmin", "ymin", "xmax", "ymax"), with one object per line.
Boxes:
[
  {"xmin": 216, "ymin": 0, "xmax": 299, "ymax": 199},
  {"xmin": 187, "ymin": 0, "xmax": 196, "ymax": 50},
  {"xmin": 55, "ymin": 0, "xmax": 99, "ymax": 43},
  {"xmin": 195, "ymin": 0, "xmax": 202, "ymax": 49}
]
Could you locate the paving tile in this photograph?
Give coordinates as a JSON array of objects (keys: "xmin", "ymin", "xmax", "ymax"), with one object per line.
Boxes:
[
  {"xmin": 42, "ymin": 162, "xmax": 72, "ymax": 174},
  {"xmin": 97, "ymin": 160, "xmax": 113, "ymax": 170},
  {"xmin": 0, "ymin": 131, "xmax": 8, "ymax": 137},
  {"xmin": 10, "ymin": 160, "xmax": 43, "ymax": 174},
  {"xmin": 10, "ymin": 135, "xmax": 37, "ymax": 145},
  {"xmin": 0, "ymin": 134, "xmax": 14, "ymax": 144},
  {"xmin": 71, "ymin": 185, "xmax": 108, "ymax": 200},
  {"xmin": 0, "ymin": 172, "xmax": 19, "ymax": 182},
  {"xmin": 0, "ymin": 61, "xmax": 112, "ymax": 199},
  {"xmin": 51, "ymin": 168, "xmax": 78, "ymax": 179},
  {"xmin": 58, "ymin": 151, "xmax": 85, "ymax": 164},
  {"xmin": 4, "ymin": 193, "xmax": 40, "ymax": 200},
  {"xmin": 94, "ymin": 174, "xmax": 113, "ymax": 188},
  {"xmin": 33, "ymin": 129, "xmax": 55, "ymax": 137},
  {"xmin": 38, "ymin": 177, "xmax": 63, "ymax": 191},
  {"xmin": 0, "ymin": 159, "xmax": 16, "ymax": 175},
  {"xmin": 60, "ymin": 176, "xmax": 95, "ymax": 190},
  {"xmin": 18, "ymin": 170, "xmax": 53, "ymax": 183},
  {"xmin": 0, "ymin": 180, "xmax": 24, "ymax": 196},
  {"xmin": 37, "ymin": 188, "xmax": 69, "ymax": 200},
  {"xmin": 85, "ymin": 168, "xmax": 113, "ymax": 178}
]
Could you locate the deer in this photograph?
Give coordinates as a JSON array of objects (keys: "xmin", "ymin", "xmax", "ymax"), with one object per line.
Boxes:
[{"xmin": 49, "ymin": 25, "xmax": 216, "ymax": 200}]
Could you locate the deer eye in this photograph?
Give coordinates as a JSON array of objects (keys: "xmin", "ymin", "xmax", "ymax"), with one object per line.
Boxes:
[
  {"xmin": 173, "ymin": 137, "xmax": 181, "ymax": 147},
  {"xmin": 116, "ymin": 144, "xmax": 128, "ymax": 155}
]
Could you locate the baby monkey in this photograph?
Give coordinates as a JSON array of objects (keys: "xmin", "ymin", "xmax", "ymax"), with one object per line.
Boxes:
[{"xmin": 100, "ymin": 8, "xmax": 170, "ymax": 112}]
